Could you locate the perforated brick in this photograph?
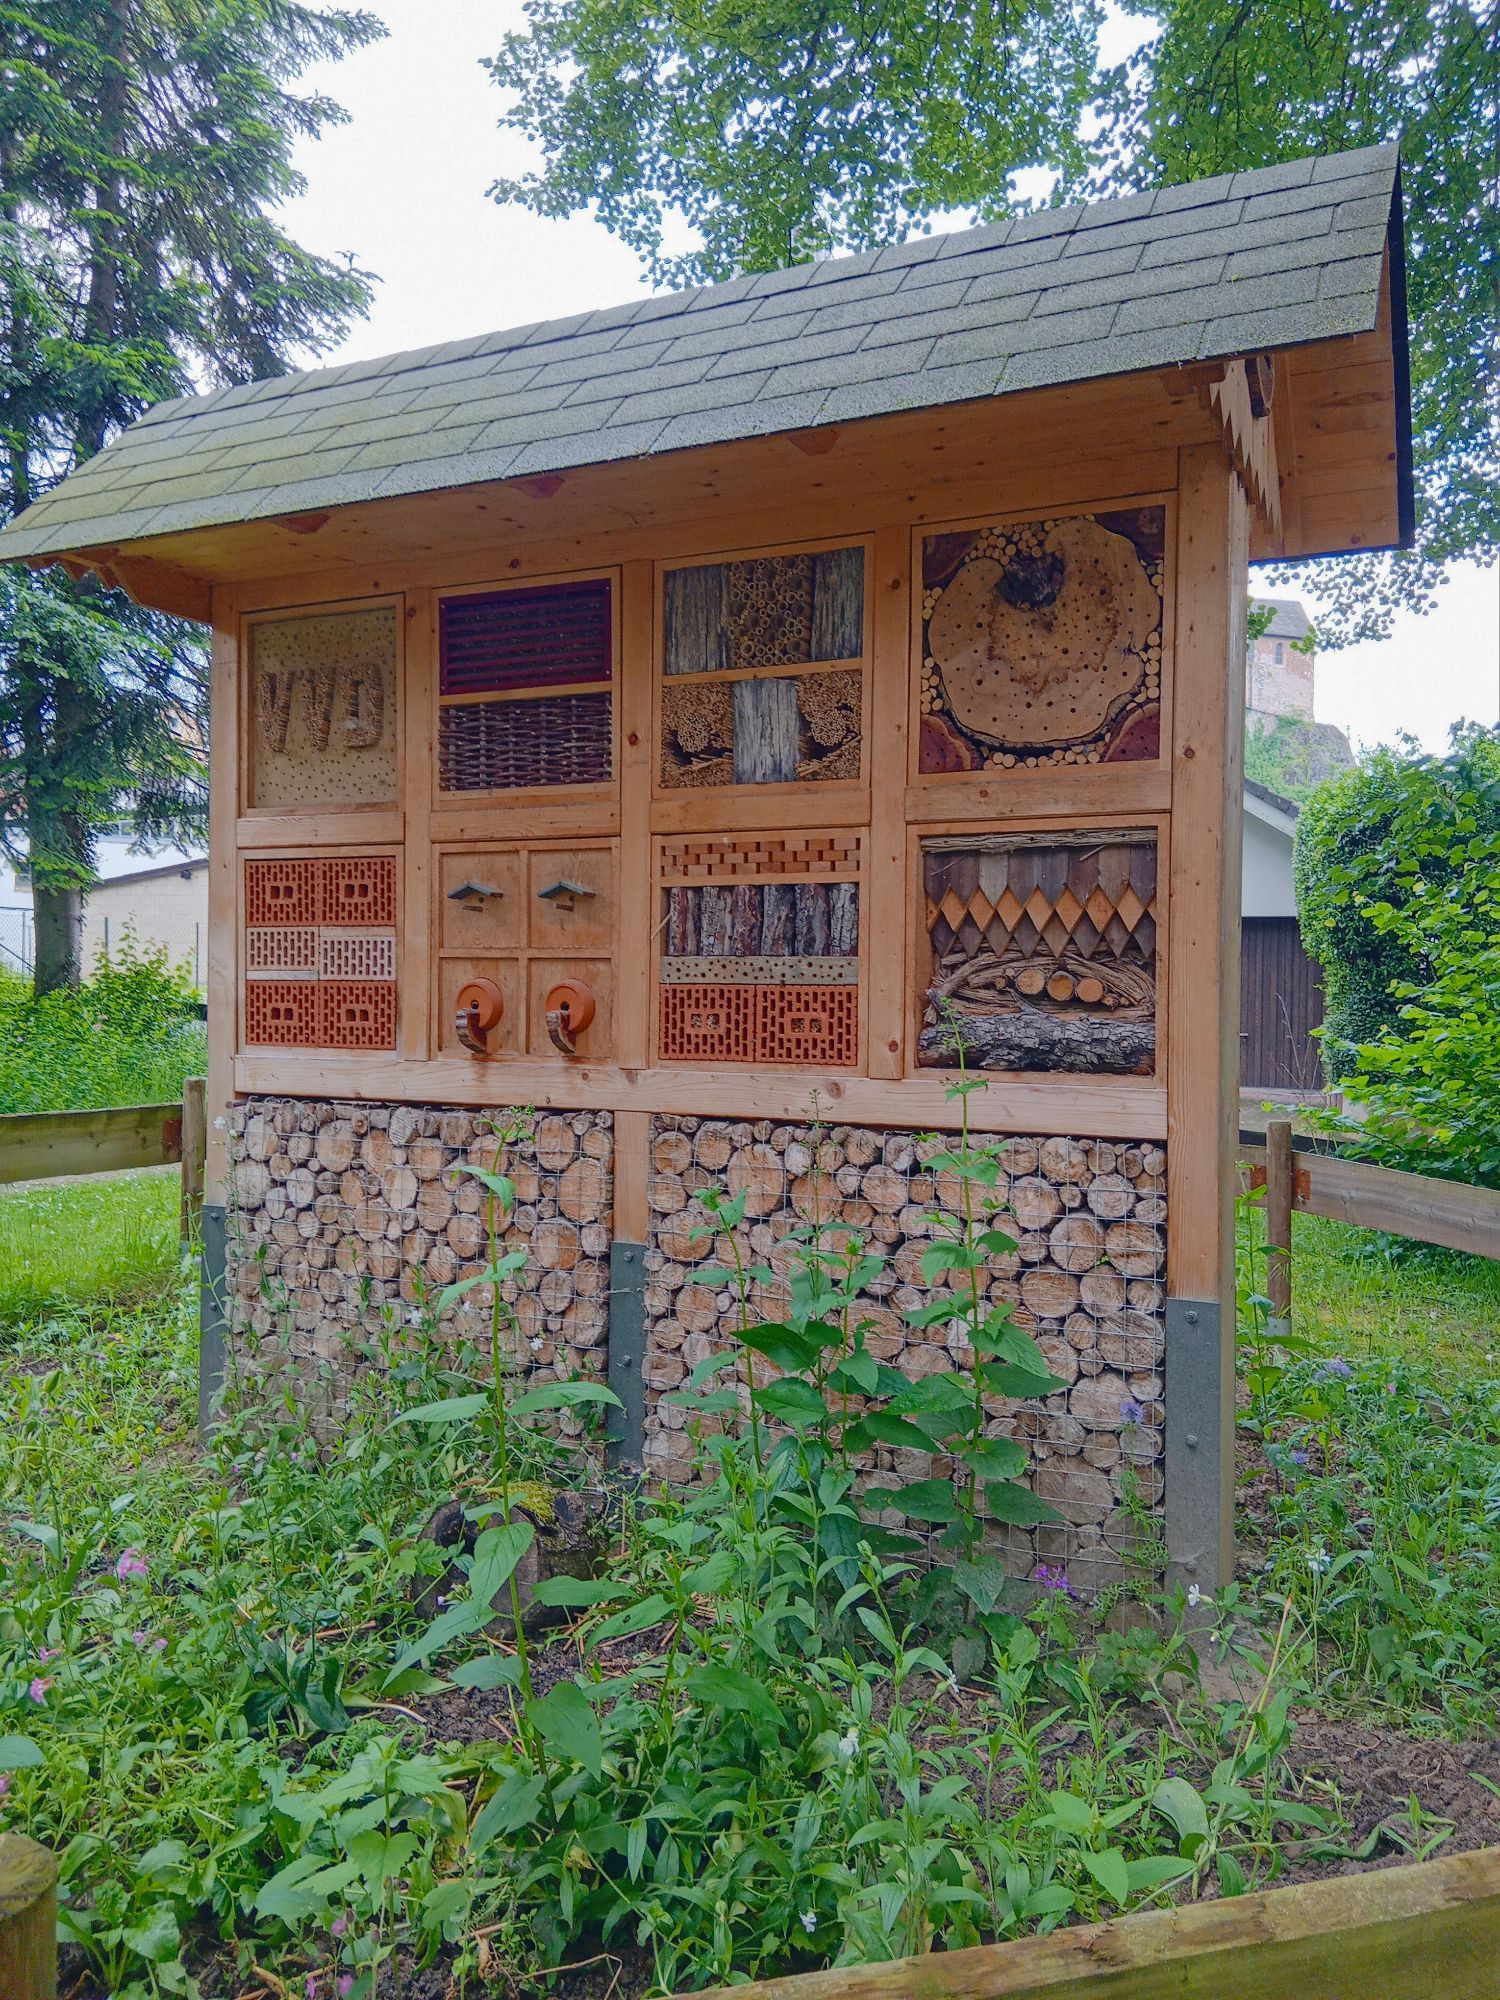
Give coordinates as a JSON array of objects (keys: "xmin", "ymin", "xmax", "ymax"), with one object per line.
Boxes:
[
  {"xmin": 244, "ymin": 926, "xmax": 319, "ymax": 976},
  {"xmin": 755, "ymin": 984, "xmax": 858, "ymax": 1067},
  {"xmin": 323, "ymin": 855, "xmax": 396, "ymax": 926},
  {"xmin": 658, "ymin": 983, "xmax": 757, "ymax": 1063},
  {"xmin": 318, "ymin": 928, "xmax": 396, "ymax": 980},
  {"xmin": 320, "ymin": 980, "xmax": 397, "ymax": 1049},
  {"xmin": 245, "ymin": 859, "xmax": 322, "ymax": 927},
  {"xmin": 244, "ymin": 981, "xmax": 320, "ymax": 1046}
]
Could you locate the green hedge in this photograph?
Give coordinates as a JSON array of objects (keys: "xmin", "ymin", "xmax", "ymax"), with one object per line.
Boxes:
[{"xmin": 0, "ymin": 941, "xmax": 207, "ymax": 1114}]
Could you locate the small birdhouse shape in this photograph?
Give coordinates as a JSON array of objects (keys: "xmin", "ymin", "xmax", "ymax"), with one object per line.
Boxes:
[
  {"xmin": 536, "ymin": 877, "xmax": 595, "ymax": 916},
  {"xmin": 446, "ymin": 879, "xmax": 503, "ymax": 911}
]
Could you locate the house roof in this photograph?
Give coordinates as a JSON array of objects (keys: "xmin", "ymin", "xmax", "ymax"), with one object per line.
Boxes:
[
  {"xmin": 1252, "ymin": 597, "xmax": 1315, "ymax": 642},
  {"xmin": 1244, "ymin": 778, "xmax": 1302, "ymax": 825},
  {"xmin": 0, "ymin": 144, "xmax": 1407, "ymax": 575}
]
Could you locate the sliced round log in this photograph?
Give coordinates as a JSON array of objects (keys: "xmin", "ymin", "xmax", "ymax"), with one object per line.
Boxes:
[
  {"xmin": 534, "ymin": 1116, "xmax": 577, "ymax": 1171},
  {"xmin": 1019, "ymin": 1267, "xmax": 1079, "ymax": 1320},
  {"xmin": 1009, "ymin": 1177, "xmax": 1061, "ymax": 1232},
  {"xmin": 1045, "ymin": 971, "xmax": 1075, "ymax": 1002},
  {"xmin": 727, "ymin": 1143, "xmax": 783, "ymax": 1216},
  {"xmin": 1104, "ymin": 1220, "xmax": 1164, "ymax": 1277},
  {"xmin": 559, "ymin": 1157, "xmax": 608, "ymax": 1223},
  {"xmin": 1048, "ymin": 1213, "xmax": 1106, "ymax": 1273}
]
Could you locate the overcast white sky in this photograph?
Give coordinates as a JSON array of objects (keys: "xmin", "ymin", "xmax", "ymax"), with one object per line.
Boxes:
[{"xmin": 280, "ymin": 0, "xmax": 1498, "ymax": 757}]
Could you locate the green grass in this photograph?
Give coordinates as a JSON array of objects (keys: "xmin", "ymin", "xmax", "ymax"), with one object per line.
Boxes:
[
  {"xmin": 0, "ymin": 1169, "xmax": 182, "ymax": 1330},
  {"xmin": 1287, "ymin": 1212, "xmax": 1500, "ymax": 1381},
  {"xmin": 0, "ymin": 949, "xmax": 207, "ymax": 1114}
]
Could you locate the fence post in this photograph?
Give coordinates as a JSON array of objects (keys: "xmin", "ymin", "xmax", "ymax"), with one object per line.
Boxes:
[
  {"xmin": 1265, "ymin": 1117, "xmax": 1294, "ymax": 1338},
  {"xmin": 180, "ymin": 1076, "xmax": 207, "ymax": 1245},
  {"xmin": 0, "ymin": 1832, "xmax": 56, "ymax": 2000}
]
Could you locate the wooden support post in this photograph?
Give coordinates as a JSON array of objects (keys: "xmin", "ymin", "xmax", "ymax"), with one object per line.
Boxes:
[
  {"xmin": 1165, "ymin": 442, "xmax": 1248, "ymax": 1595},
  {"xmin": 204, "ymin": 601, "xmax": 239, "ymax": 1207},
  {"xmin": 180, "ymin": 1075, "xmax": 207, "ymax": 1244},
  {"xmin": 1264, "ymin": 1116, "xmax": 1294, "ymax": 1334},
  {"xmin": 0, "ymin": 1833, "xmax": 56, "ymax": 2000}
]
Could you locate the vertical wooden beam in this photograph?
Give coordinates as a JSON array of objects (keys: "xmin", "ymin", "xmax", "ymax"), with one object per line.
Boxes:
[
  {"xmin": 614, "ymin": 558, "xmax": 656, "ymax": 1247},
  {"xmin": 1265, "ymin": 1116, "xmax": 1294, "ymax": 1333},
  {"xmin": 204, "ymin": 597, "xmax": 239, "ymax": 1203},
  {"xmin": 1166, "ymin": 443, "xmax": 1248, "ymax": 1593},
  {"xmin": 865, "ymin": 528, "xmax": 911, "ymax": 1078},
  {"xmin": 0, "ymin": 1833, "xmax": 56, "ymax": 2000},
  {"xmin": 401, "ymin": 587, "xmax": 433, "ymax": 1060},
  {"xmin": 180, "ymin": 1075, "xmax": 207, "ymax": 1243}
]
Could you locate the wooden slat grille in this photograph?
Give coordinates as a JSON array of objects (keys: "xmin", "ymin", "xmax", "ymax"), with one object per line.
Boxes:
[{"xmin": 440, "ymin": 579, "xmax": 612, "ymax": 696}]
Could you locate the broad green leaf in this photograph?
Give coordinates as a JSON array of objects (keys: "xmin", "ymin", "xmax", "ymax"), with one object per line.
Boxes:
[
  {"xmin": 985, "ymin": 1481, "xmax": 1063, "ymax": 1526},
  {"xmin": 1046, "ymin": 1790, "xmax": 1094, "ymax": 1833},
  {"xmin": 1217, "ymin": 1852, "xmax": 1248, "ymax": 1897},
  {"xmin": 888, "ymin": 1479, "xmax": 959, "ymax": 1523},
  {"xmin": 684, "ymin": 1662, "xmax": 783, "ymax": 1729},
  {"xmin": 954, "ymin": 1555, "xmax": 1008, "ymax": 1614},
  {"xmin": 530, "ymin": 1680, "xmax": 602, "ymax": 1776},
  {"xmin": 827, "ymin": 1346, "xmax": 879, "ymax": 1394},
  {"xmin": 843, "ymin": 1411, "xmax": 939, "ymax": 1454},
  {"xmin": 0, "ymin": 1734, "xmax": 44, "ymax": 1770},
  {"xmin": 978, "ymin": 1361, "xmax": 1068, "ymax": 1399},
  {"xmin": 740, "ymin": 1322, "xmax": 822, "ymax": 1373},
  {"xmin": 471, "ymin": 1770, "xmax": 547, "ymax": 1849},
  {"xmin": 531, "ymin": 1576, "xmax": 632, "ymax": 1609},
  {"xmin": 1152, "ymin": 1776, "xmax": 1210, "ymax": 1844},
  {"xmin": 753, "ymin": 1377, "xmax": 827, "ymax": 1426},
  {"xmin": 394, "ymin": 1392, "xmax": 489, "ymax": 1426},
  {"xmin": 589, "ymin": 1591, "xmax": 672, "ymax": 1645},
  {"xmin": 962, "ymin": 1437, "xmax": 1027, "ymax": 1481},
  {"xmin": 508, "ymin": 1380, "xmax": 623, "ymax": 1415},
  {"xmin": 450, "ymin": 1653, "xmax": 524, "ymax": 1690},
  {"xmin": 1081, "ymin": 1847, "xmax": 1130, "ymax": 1906},
  {"xmin": 455, "ymin": 1165, "xmax": 516, "ymax": 1200},
  {"xmin": 1126, "ymin": 1856, "xmax": 1193, "ymax": 1892},
  {"xmin": 121, "ymin": 1903, "xmax": 181, "ymax": 1964},
  {"xmin": 385, "ymin": 1521, "xmax": 533, "ymax": 1682}
]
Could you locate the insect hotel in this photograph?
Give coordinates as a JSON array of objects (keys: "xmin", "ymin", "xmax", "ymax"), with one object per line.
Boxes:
[{"xmin": 0, "ymin": 144, "xmax": 1411, "ymax": 1592}]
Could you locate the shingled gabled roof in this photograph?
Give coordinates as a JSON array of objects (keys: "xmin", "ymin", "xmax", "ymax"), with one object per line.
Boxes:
[{"xmin": 0, "ymin": 143, "xmax": 1405, "ymax": 567}]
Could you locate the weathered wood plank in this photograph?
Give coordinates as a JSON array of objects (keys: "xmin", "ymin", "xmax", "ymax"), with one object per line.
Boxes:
[
  {"xmin": 0, "ymin": 1832, "xmax": 57, "ymax": 2000},
  {"xmin": 0, "ymin": 1102, "xmax": 184, "ymax": 1185},
  {"xmin": 732, "ymin": 675, "xmax": 799, "ymax": 784},
  {"xmin": 810, "ymin": 545, "xmax": 865, "ymax": 660},
  {"xmin": 664, "ymin": 562, "xmax": 731, "ymax": 675},
  {"xmin": 1239, "ymin": 1140, "xmax": 1500, "ymax": 1260},
  {"xmin": 687, "ymin": 1846, "xmax": 1500, "ymax": 2000}
]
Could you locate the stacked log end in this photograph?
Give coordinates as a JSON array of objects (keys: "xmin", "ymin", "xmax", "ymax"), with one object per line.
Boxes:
[
  {"xmin": 227, "ymin": 1098, "xmax": 613, "ymax": 1434},
  {"xmin": 642, "ymin": 1118, "xmax": 1167, "ymax": 1593}
]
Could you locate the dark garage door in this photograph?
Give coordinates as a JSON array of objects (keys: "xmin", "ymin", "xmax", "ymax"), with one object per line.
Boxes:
[{"xmin": 1240, "ymin": 917, "xmax": 1325, "ymax": 1091}]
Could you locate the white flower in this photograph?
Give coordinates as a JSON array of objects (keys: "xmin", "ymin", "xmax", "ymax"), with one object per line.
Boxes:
[
  {"xmin": 1306, "ymin": 1547, "xmax": 1331, "ymax": 1574},
  {"xmin": 837, "ymin": 1729, "xmax": 859, "ymax": 1760},
  {"xmin": 1186, "ymin": 1584, "xmax": 1213, "ymax": 1609},
  {"xmin": 406, "ymin": 1308, "xmax": 423, "ymax": 1327},
  {"xmin": 529, "ymin": 1336, "xmax": 544, "ymax": 1352},
  {"xmin": 213, "ymin": 1115, "xmax": 227, "ymax": 1131},
  {"xmin": 800, "ymin": 1911, "xmax": 817, "ymax": 1935}
]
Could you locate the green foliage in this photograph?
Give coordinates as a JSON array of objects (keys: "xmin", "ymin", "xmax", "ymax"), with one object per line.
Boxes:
[
  {"xmin": 486, "ymin": 0, "xmax": 1102, "ymax": 289},
  {"xmin": 1237, "ymin": 1204, "xmax": 1500, "ymax": 1730},
  {"xmin": 0, "ymin": 940, "xmax": 206, "ymax": 1113},
  {"xmin": 1243, "ymin": 719, "xmax": 1352, "ymax": 808},
  {"xmin": 1293, "ymin": 726, "xmax": 1500, "ymax": 1082},
  {"xmin": 0, "ymin": 0, "xmax": 382, "ymax": 986}
]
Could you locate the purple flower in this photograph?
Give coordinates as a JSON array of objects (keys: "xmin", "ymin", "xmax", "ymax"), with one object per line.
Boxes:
[
  {"xmin": 1315, "ymin": 1358, "xmax": 1353, "ymax": 1381},
  {"xmin": 0, "ymin": 1773, "xmax": 11, "ymax": 1800},
  {"xmin": 338, "ymin": 1979, "xmax": 354, "ymax": 1999},
  {"xmin": 305, "ymin": 1978, "xmax": 320, "ymax": 2000},
  {"xmin": 331, "ymin": 1914, "xmax": 349, "ymax": 1939},
  {"xmin": 1289, "ymin": 1449, "xmax": 1309, "ymax": 1466},
  {"xmin": 27, "ymin": 1677, "xmax": 51, "ymax": 1703},
  {"xmin": 37, "ymin": 1646, "xmax": 59, "ymax": 1663},
  {"xmin": 1119, "ymin": 1399, "xmax": 1146, "ymax": 1426},
  {"xmin": 115, "ymin": 1548, "xmax": 149, "ymax": 1582},
  {"xmin": 1032, "ymin": 1562, "xmax": 1079, "ymax": 1599}
]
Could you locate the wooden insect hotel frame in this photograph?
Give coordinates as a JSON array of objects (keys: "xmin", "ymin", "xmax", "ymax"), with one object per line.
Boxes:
[{"xmin": 0, "ymin": 144, "xmax": 1412, "ymax": 1593}]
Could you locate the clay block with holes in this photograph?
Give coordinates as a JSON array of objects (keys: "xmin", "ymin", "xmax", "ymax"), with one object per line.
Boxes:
[
  {"xmin": 320, "ymin": 981, "xmax": 397, "ymax": 1049},
  {"xmin": 318, "ymin": 929, "xmax": 396, "ymax": 981},
  {"xmin": 244, "ymin": 926, "xmax": 319, "ymax": 977},
  {"xmin": 658, "ymin": 983, "xmax": 757, "ymax": 1063},
  {"xmin": 755, "ymin": 984, "xmax": 858, "ymax": 1067},
  {"xmin": 245, "ymin": 858, "xmax": 322, "ymax": 928},
  {"xmin": 244, "ymin": 981, "xmax": 320, "ymax": 1046},
  {"xmin": 322, "ymin": 855, "xmax": 397, "ymax": 926}
]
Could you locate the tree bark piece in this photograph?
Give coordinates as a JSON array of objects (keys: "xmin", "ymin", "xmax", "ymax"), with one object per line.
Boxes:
[
  {"xmin": 664, "ymin": 562, "xmax": 731, "ymax": 675},
  {"xmin": 919, "ymin": 1005, "xmax": 1155, "ymax": 1074},
  {"xmin": 810, "ymin": 546, "xmax": 865, "ymax": 660},
  {"xmin": 732, "ymin": 676, "xmax": 799, "ymax": 784}
]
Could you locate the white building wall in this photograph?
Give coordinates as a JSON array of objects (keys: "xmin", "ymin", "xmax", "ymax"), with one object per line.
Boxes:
[
  {"xmin": 1242, "ymin": 809, "xmax": 1298, "ymax": 918},
  {"xmin": 81, "ymin": 865, "xmax": 208, "ymax": 988}
]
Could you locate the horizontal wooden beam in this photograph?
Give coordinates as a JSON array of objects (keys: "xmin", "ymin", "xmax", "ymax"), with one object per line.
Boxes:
[
  {"xmin": 1239, "ymin": 1139, "xmax": 1500, "ymax": 1259},
  {"xmin": 0, "ymin": 1102, "xmax": 184, "ymax": 1184},
  {"xmin": 234, "ymin": 1052, "xmax": 1168, "ymax": 1139},
  {"xmin": 687, "ymin": 1847, "xmax": 1500, "ymax": 2000}
]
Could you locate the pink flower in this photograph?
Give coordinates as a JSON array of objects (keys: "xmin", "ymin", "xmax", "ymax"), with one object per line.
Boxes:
[
  {"xmin": 338, "ymin": 1979, "xmax": 354, "ymax": 1998},
  {"xmin": 0, "ymin": 1773, "xmax": 11, "ymax": 1799},
  {"xmin": 27, "ymin": 1677, "xmax": 52, "ymax": 1702},
  {"xmin": 37, "ymin": 1646, "xmax": 59, "ymax": 1663},
  {"xmin": 115, "ymin": 1549, "xmax": 149, "ymax": 1581},
  {"xmin": 153, "ymin": 1636, "xmax": 167, "ymax": 1653},
  {"xmin": 305, "ymin": 1977, "xmax": 319, "ymax": 2000},
  {"xmin": 331, "ymin": 1914, "xmax": 349, "ymax": 1938}
]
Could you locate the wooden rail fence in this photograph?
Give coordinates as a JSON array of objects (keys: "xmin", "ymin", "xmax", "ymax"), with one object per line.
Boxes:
[
  {"xmin": 0, "ymin": 1078, "xmax": 208, "ymax": 1237},
  {"xmin": 691, "ymin": 1847, "xmax": 1500, "ymax": 2000}
]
